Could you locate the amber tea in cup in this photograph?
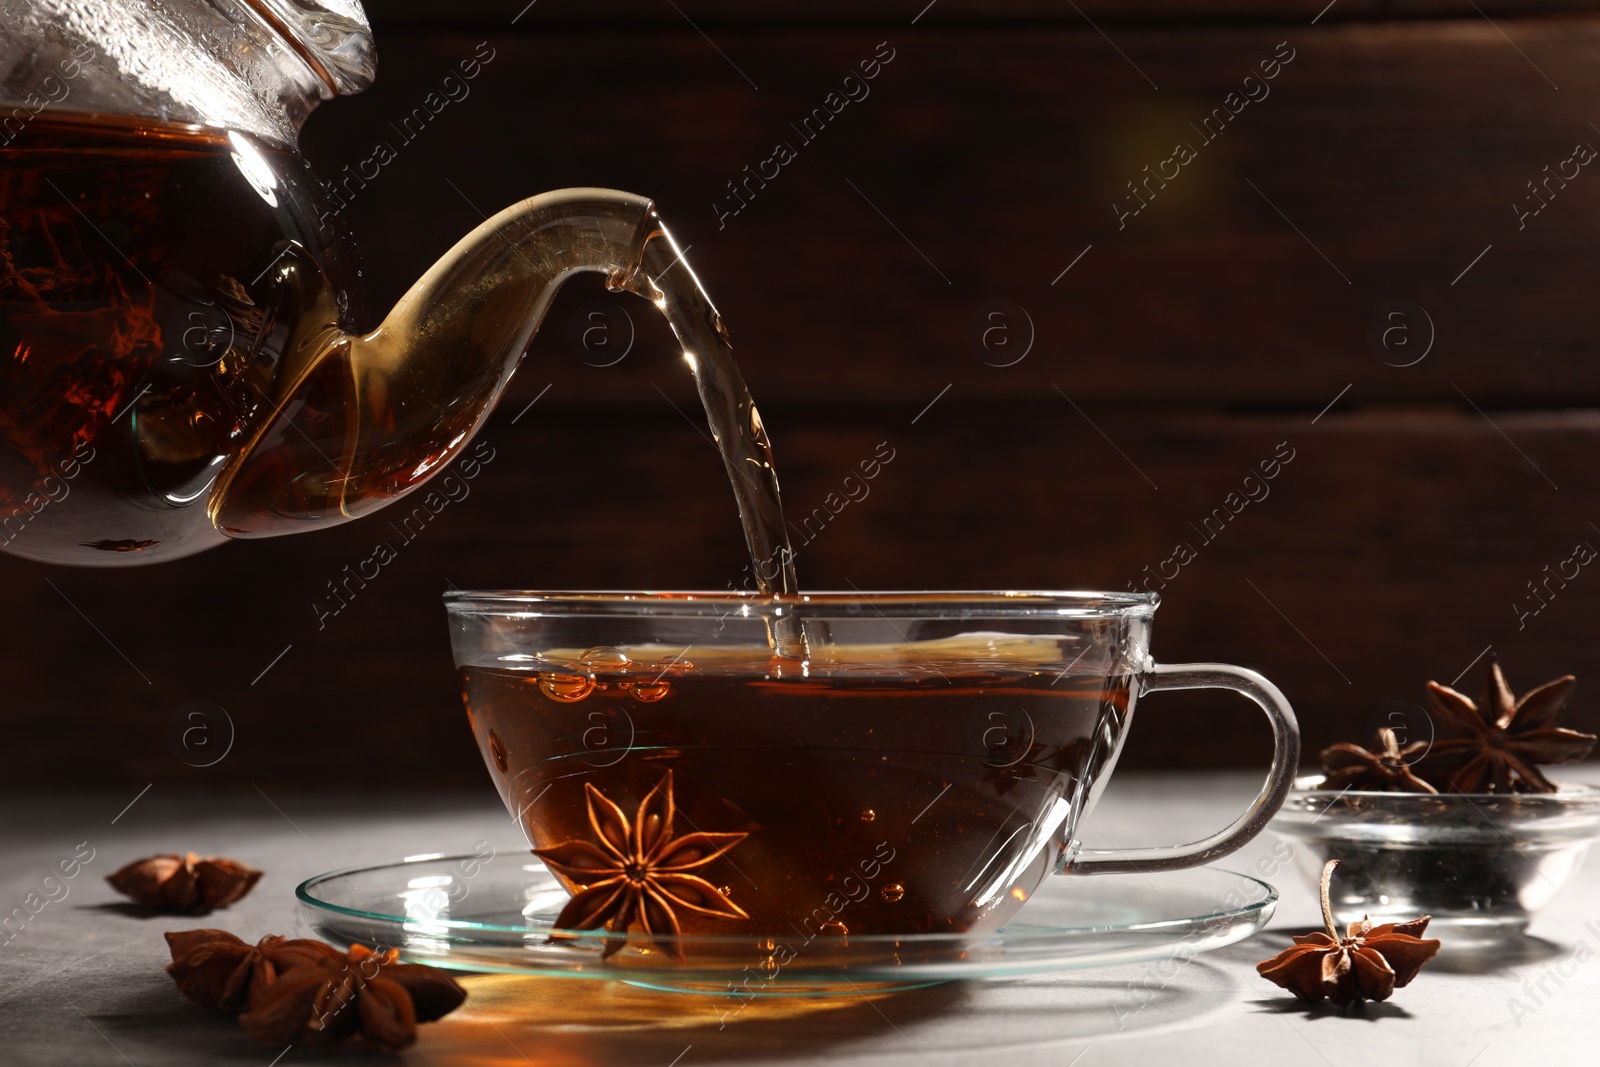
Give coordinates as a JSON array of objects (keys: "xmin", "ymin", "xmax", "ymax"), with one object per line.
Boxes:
[{"xmin": 446, "ymin": 592, "xmax": 1298, "ymax": 956}]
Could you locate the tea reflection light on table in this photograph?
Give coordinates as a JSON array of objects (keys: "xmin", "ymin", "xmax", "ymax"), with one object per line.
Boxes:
[{"xmin": 419, "ymin": 972, "xmax": 898, "ymax": 1067}]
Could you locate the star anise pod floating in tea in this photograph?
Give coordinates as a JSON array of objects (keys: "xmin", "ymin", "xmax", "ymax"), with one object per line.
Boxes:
[
  {"xmin": 1422, "ymin": 657, "xmax": 1595, "ymax": 794},
  {"xmin": 534, "ymin": 771, "xmax": 750, "ymax": 961},
  {"xmin": 164, "ymin": 929, "xmax": 343, "ymax": 1011},
  {"xmin": 1318, "ymin": 727, "xmax": 1436, "ymax": 794},
  {"xmin": 108, "ymin": 853, "xmax": 262, "ymax": 913},
  {"xmin": 238, "ymin": 943, "xmax": 467, "ymax": 1053},
  {"xmin": 1257, "ymin": 860, "xmax": 1441, "ymax": 1008}
]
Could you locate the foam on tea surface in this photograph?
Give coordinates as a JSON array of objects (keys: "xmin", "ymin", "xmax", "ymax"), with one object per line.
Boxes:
[{"xmin": 530, "ymin": 632, "xmax": 1102, "ymax": 676}]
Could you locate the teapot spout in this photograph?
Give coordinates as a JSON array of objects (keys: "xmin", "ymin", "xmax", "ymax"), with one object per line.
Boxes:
[{"xmin": 211, "ymin": 188, "xmax": 658, "ymax": 537}]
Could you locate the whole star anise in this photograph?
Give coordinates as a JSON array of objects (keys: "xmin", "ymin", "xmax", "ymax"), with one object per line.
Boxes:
[
  {"xmin": 164, "ymin": 929, "xmax": 343, "ymax": 1011},
  {"xmin": 534, "ymin": 771, "xmax": 750, "ymax": 961},
  {"xmin": 1257, "ymin": 859, "xmax": 1441, "ymax": 1007},
  {"xmin": 1422, "ymin": 657, "xmax": 1595, "ymax": 793},
  {"xmin": 238, "ymin": 943, "xmax": 467, "ymax": 1053},
  {"xmin": 1318, "ymin": 727, "xmax": 1436, "ymax": 794},
  {"xmin": 108, "ymin": 853, "xmax": 262, "ymax": 914}
]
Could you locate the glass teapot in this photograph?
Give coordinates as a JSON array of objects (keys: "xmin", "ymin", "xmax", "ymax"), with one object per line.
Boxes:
[{"xmin": 0, "ymin": 0, "xmax": 782, "ymax": 571}]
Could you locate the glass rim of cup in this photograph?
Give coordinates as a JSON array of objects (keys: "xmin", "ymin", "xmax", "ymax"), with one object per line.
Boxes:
[{"xmin": 441, "ymin": 589, "xmax": 1160, "ymax": 620}]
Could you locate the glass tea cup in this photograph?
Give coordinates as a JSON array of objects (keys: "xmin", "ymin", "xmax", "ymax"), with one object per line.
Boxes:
[{"xmin": 443, "ymin": 591, "xmax": 1299, "ymax": 951}]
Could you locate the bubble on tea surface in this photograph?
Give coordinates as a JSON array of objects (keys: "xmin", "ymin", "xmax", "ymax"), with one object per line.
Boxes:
[
  {"xmin": 540, "ymin": 673, "xmax": 596, "ymax": 702},
  {"xmin": 880, "ymin": 883, "xmax": 905, "ymax": 904},
  {"xmin": 578, "ymin": 646, "xmax": 632, "ymax": 670},
  {"xmin": 859, "ymin": 809, "xmax": 876, "ymax": 822},
  {"xmin": 632, "ymin": 681, "xmax": 670, "ymax": 702},
  {"xmin": 718, "ymin": 885, "xmax": 733, "ymax": 898},
  {"xmin": 488, "ymin": 729, "xmax": 509, "ymax": 774},
  {"xmin": 820, "ymin": 921, "xmax": 848, "ymax": 937}
]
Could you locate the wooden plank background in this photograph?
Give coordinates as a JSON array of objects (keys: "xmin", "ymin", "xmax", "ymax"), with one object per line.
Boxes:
[{"xmin": 5, "ymin": 0, "xmax": 1600, "ymax": 789}]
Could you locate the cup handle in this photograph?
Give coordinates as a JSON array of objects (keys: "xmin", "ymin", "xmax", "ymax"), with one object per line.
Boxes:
[{"xmin": 1067, "ymin": 662, "xmax": 1300, "ymax": 876}]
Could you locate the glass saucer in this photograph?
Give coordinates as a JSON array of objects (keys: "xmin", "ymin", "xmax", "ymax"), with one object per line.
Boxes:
[{"xmin": 296, "ymin": 853, "xmax": 1276, "ymax": 995}]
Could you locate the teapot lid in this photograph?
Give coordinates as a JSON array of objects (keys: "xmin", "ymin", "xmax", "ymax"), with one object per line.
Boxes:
[
  {"xmin": 240, "ymin": 0, "xmax": 375, "ymax": 95},
  {"xmin": 0, "ymin": 0, "xmax": 375, "ymax": 145}
]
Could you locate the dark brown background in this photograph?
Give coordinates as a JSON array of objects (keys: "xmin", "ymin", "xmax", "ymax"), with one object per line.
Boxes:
[{"xmin": 7, "ymin": 0, "xmax": 1600, "ymax": 788}]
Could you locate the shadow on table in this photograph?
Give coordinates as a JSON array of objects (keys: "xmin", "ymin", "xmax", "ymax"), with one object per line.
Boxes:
[
  {"xmin": 73, "ymin": 982, "xmax": 265, "ymax": 1063},
  {"xmin": 1245, "ymin": 996, "xmax": 1414, "ymax": 1021},
  {"xmin": 77, "ymin": 902, "xmax": 198, "ymax": 920},
  {"xmin": 1428, "ymin": 934, "xmax": 1567, "ymax": 974}
]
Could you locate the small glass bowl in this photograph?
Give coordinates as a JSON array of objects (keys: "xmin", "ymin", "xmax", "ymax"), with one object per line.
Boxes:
[{"xmin": 1270, "ymin": 775, "xmax": 1600, "ymax": 945}]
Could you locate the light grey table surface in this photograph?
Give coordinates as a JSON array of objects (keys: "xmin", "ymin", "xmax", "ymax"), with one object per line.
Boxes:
[{"xmin": 2, "ymin": 769, "xmax": 1595, "ymax": 1067}]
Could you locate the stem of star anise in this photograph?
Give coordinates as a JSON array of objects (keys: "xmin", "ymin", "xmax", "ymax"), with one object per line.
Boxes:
[{"xmin": 1319, "ymin": 859, "xmax": 1340, "ymax": 941}]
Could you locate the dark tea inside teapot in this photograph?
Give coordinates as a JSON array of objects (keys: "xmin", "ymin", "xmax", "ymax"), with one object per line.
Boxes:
[{"xmin": 0, "ymin": 114, "xmax": 364, "ymax": 561}]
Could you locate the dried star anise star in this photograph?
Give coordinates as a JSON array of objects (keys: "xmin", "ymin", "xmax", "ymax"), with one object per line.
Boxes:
[
  {"xmin": 1422, "ymin": 657, "xmax": 1596, "ymax": 794},
  {"xmin": 238, "ymin": 943, "xmax": 467, "ymax": 1053},
  {"xmin": 164, "ymin": 929, "xmax": 344, "ymax": 1011},
  {"xmin": 1257, "ymin": 860, "xmax": 1441, "ymax": 1007},
  {"xmin": 108, "ymin": 853, "xmax": 262, "ymax": 914},
  {"xmin": 534, "ymin": 770, "xmax": 750, "ymax": 961},
  {"xmin": 1319, "ymin": 727, "xmax": 1437, "ymax": 794}
]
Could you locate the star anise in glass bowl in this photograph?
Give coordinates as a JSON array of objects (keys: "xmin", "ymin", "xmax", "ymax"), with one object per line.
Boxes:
[
  {"xmin": 1318, "ymin": 727, "xmax": 1435, "ymax": 794},
  {"xmin": 1272, "ymin": 658, "xmax": 1600, "ymax": 944},
  {"xmin": 1421, "ymin": 658, "xmax": 1594, "ymax": 794}
]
